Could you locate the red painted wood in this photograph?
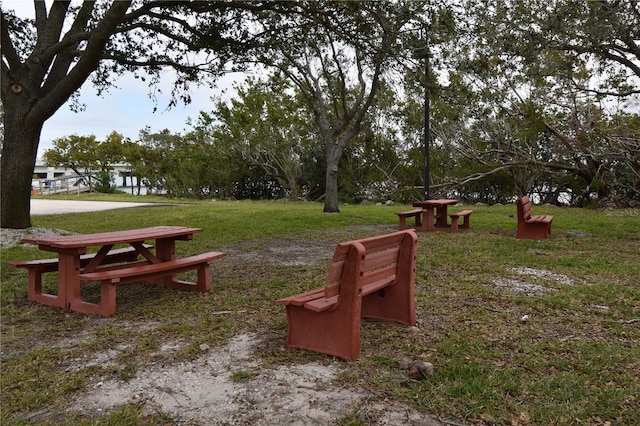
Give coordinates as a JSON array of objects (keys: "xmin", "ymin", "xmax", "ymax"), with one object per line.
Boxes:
[
  {"xmin": 275, "ymin": 229, "xmax": 418, "ymax": 361},
  {"xmin": 22, "ymin": 226, "xmax": 201, "ymax": 249},
  {"xmin": 516, "ymin": 196, "xmax": 553, "ymax": 239},
  {"xmin": 6, "ymin": 245, "xmax": 152, "ymax": 309},
  {"xmin": 409, "ymin": 199, "xmax": 460, "ymax": 230},
  {"xmin": 70, "ymin": 251, "xmax": 226, "ymax": 316},
  {"xmin": 13, "ymin": 226, "xmax": 225, "ymax": 316},
  {"xmin": 448, "ymin": 210, "xmax": 473, "ymax": 232}
]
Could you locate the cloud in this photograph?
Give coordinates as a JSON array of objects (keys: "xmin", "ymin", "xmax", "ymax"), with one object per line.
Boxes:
[
  {"xmin": 1, "ymin": 1, "xmax": 244, "ymax": 158},
  {"xmin": 38, "ymin": 71, "xmax": 242, "ymax": 159}
]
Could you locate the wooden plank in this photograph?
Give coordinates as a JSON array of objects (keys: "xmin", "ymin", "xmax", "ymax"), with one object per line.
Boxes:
[
  {"xmin": 327, "ymin": 260, "xmax": 345, "ymax": 282},
  {"xmin": 359, "ymin": 233, "xmax": 405, "ymax": 253},
  {"xmin": 82, "ymin": 244, "xmax": 114, "ymax": 273},
  {"xmin": 275, "ymin": 287, "xmax": 325, "ymax": 306},
  {"xmin": 323, "ymin": 283, "xmax": 340, "ymax": 298},
  {"xmin": 78, "ymin": 251, "xmax": 225, "ymax": 283},
  {"xmin": 361, "ymin": 275, "xmax": 396, "ymax": 296},
  {"xmin": 395, "ymin": 209, "xmax": 423, "ymax": 217},
  {"xmin": 449, "ymin": 210, "xmax": 473, "ymax": 217},
  {"xmin": 304, "ymin": 295, "xmax": 338, "ymax": 312},
  {"xmin": 6, "ymin": 245, "xmax": 152, "ymax": 269},
  {"xmin": 363, "ymin": 247, "xmax": 399, "ymax": 271},
  {"xmin": 331, "ymin": 244, "xmax": 351, "ymax": 262},
  {"xmin": 130, "ymin": 241, "xmax": 161, "ymax": 264},
  {"xmin": 528, "ymin": 216, "xmax": 553, "ymax": 223},
  {"xmin": 22, "ymin": 226, "xmax": 201, "ymax": 249},
  {"xmin": 84, "ymin": 260, "xmax": 151, "ymax": 274},
  {"xmin": 363, "ymin": 266, "xmax": 397, "ymax": 286}
]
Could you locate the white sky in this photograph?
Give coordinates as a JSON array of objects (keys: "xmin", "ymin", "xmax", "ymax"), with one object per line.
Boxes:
[{"xmin": 2, "ymin": 0, "xmax": 243, "ymax": 160}]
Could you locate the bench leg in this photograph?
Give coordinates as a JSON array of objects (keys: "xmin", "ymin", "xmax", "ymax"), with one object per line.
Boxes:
[
  {"xmin": 398, "ymin": 216, "xmax": 409, "ymax": 230},
  {"xmin": 283, "ymin": 304, "xmax": 361, "ymax": 360},
  {"xmin": 461, "ymin": 215, "xmax": 471, "ymax": 228},
  {"xmin": 421, "ymin": 209, "xmax": 436, "ymax": 231},
  {"xmin": 450, "ymin": 216, "xmax": 460, "ymax": 232},
  {"xmin": 361, "ymin": 283, "xmax": 416, "ymax": 325},
  {"xmin": 164, "ymin": 262, "xmax": 212, "ymax": 292},
  {"xmin": 517, "ymin": 223, "xmax": 550, "ymax": 239},
  {"xmin": 27, "ymin": 269, "xmax": 67, "ymax": 308},
  {"xmin": 68, "ymin": 280, "xmax": 117, "ymax": 317},
  {"xmin": 398, "ymin": 214, "xmax": 422, "ymax": 231},
  {"xmin": 196, "ymin": 263, "xmax": 212, "ymax": 292},
  {"xmin": 413, "ymin": 213, "xmax": 422, "ymax": 230}
]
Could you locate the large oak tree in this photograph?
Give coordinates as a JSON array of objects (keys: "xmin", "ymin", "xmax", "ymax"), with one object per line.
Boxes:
[
  {"xmin": 245, "ymin": 1, "xmax": 421, "ymax": 212},
  {"xmin": 415, "ymin": 0, "xmax": 640, "ymax": 204},
  {"xmin": 1, "ymin": 0, "xmax": 272, "ymax": 228}
]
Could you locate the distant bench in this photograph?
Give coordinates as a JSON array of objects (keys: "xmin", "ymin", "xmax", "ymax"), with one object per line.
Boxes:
[
  {"xmin": 275, "ymin": 229, "xmax": 418, "ymax": 360},
  {"xmin": 5, "ymin": 245, "xmax": 153, "ymax": 308},
  {"xmin": 395, "ymin": 209, "xmax": 424, "ymax": 230},
  {"xmin": 73, "ymin": 251, "xmax": 226, "ymax": 317},
  {"xmin": 516, "ymin": 195, "xmax": 553, "ymax": 239},
  {"xmin": 448, "ymin": 210, "xmax": 473, "ymax": 232}
]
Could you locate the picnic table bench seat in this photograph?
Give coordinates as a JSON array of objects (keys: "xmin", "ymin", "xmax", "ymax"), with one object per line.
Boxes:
[
  {"xmin": 275, "ymin": 229, "xmax": 418, "ymax": 360},
  {"xmin": 5, "ymin": 245, "xmax": 152, "ymax": 308},
  {"xmin": 73, "ymin": 251, "xmax": 226, "ymax": 317},
  {"xmin": 395, "ymin": 209, "xmax": 423, "ymax": 230},
  {"xmin": 516, "ymin": 196, "xmax": 553, "ymax": 239},
  {"xmin": 448, "ymin": 209, "xmax": 473, "ymax": 232}
]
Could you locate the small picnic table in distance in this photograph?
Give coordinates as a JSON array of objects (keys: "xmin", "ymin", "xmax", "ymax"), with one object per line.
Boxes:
[
  {"xmin": 412, "ymin": 199, "xmax": 459, "ymax": 231},
  {"xmin": 15, "ymin": 226, "xmax": 225, "ymax": 316}
]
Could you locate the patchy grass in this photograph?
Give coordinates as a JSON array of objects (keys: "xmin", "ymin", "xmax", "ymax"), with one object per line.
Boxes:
[{"xmin": 1, "ymin": 198, "xmax": 639, "ymax": 425}]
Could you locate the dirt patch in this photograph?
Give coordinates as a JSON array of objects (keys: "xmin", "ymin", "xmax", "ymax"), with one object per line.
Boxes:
[
  {"xmin": 69, "ymin": 333, "xmax": 443, "ymax": 425},
  {"xmin": 509, "ymin": 267, "xmax": 576, "ymax": 286},
  {"xmin": 224, "ymin": 225, "xmax": 396, "ymax": 267},
  {"xmin": 227, "ymin": 239, "xmax": 337, "ymax": 267},
  {"xmin": 491, "ymin": 267, "xmax": 577, "ymax": 296},
  {"xmin": 491, "ymin": 277, "xmax": 552, "ymax": 297},
  {"xmin": 0, "ymin": 227, "xmax": 78, "ymax": 248}
]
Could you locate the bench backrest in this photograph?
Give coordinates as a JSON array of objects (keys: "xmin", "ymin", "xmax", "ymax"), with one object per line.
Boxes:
[
  {"xmin": 516, "ymin": 195, "xmax": 533, "ymax": 222},
  {"xmin": 323, "ymin": 229, "xmax": 418, "ymax": 299}
]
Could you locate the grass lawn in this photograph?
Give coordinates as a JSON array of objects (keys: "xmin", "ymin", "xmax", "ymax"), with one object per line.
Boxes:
[{"xmin": 1, "ymin": 196, "xmax": 639, "ymax": 425}]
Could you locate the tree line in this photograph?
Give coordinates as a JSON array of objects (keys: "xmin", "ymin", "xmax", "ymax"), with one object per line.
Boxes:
[
  {"xmin": 44, "ymin": 77, "xmax": 418, "ymax": 202},
  {"xmin": 2, "ymin": 1, "xmax": 639, "ymax": 228}
]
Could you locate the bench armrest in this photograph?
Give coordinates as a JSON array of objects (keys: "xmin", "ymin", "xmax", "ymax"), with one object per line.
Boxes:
[
  {"xmin": 275, "ymin": 287, "xmax": 325, "ymax": 306},
  {"xmin": 304, "ymin": 295, "xmax": 339, "ymax": 312}
]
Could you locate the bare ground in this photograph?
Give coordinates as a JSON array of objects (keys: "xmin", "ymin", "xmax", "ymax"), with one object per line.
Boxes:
[{"xmin": 64, "ymin": 332, "xmax": 445, "ymax": 425}]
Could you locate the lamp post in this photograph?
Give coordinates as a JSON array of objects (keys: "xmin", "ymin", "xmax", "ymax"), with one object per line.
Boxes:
[
  {"xmin": 413, "ymin": 25, "xmax": 431, "ymax": 201},
  {"xmin": 422, "ymin": 28, "xmax": 431, "ymax": 200}
]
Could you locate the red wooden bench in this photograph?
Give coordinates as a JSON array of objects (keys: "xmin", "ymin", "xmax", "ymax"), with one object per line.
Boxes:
[
  {"xmin": 5, "ymin": 245, "xmax": 152, "ymax": 308},
  {"xmin": 275, "ymin": 229, "xmax": 418, "ymax": 360},
  {"xmin": 73, "ymin": 251, "xmax": 226, "ymax": 316},
  {"xmin": 516, "ymin": 196, "xmax": 553, "ymax": 239},
  {"xmin": 395, "ymin": 209, "xmax": 424, "ymax": 230},
  {"xmin": 448, "ymin": 209, "xmax": 473, "ymax": 232}
]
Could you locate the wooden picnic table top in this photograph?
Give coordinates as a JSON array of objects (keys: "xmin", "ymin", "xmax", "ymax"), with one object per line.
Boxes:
[
  {"xmin": 22, "ymin": 226, "xmax": 202, "ymax": 249},
  {"xmin": 412, "ymin": 199, "xmax": 458, "ymax": 208}
]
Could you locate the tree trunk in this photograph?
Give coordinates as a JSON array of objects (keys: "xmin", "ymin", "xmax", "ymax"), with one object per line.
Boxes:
[
  {"xmin": 1, "ymin": 102, "xmax": 44, "ymax": 229},
  {"xmin": 323, "ymin": 165, "xmax": 340, "ymax": 212},
  {"xmin": 323, "ymin": 143, "xmax": 341, "ymax": 213}
]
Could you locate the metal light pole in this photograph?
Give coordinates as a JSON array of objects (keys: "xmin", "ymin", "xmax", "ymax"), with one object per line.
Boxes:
[{"xmin": 422, "ymin": 29, "xmax": 431, "ymax": 200}]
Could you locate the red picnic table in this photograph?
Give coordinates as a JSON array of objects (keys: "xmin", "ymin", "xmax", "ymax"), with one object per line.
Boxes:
[
  {"xmin": 7, "ymin": 226, "xmax": 225, "ymax": 316},
  {"xmin": 412, "ymin": 199, "xmax": 459, "ymax": 231}
]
